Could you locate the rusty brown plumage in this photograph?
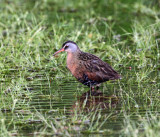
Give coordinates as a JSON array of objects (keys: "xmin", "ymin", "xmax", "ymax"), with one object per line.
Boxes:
[{"xmin": 53, "ymin": 41, "xmax": 121, "ymax": 88}]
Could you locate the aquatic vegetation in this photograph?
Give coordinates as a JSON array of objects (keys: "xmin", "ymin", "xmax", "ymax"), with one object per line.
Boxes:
[{"xmin": 0, "ymin": 0, "xmax": 159, "ymax": 136}]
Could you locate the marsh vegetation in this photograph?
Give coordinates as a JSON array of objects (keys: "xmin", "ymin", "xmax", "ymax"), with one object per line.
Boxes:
[{"xmin": 0, "ymin": 0, "xmax": 159, "ymax": 136}]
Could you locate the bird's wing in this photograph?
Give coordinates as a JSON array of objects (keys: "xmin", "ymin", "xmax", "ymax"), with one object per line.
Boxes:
[{"xmin": 83, "ymin": 59, "xmax": 120, "ymax": 82}]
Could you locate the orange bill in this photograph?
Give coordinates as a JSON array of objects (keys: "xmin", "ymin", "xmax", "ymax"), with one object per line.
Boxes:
[{"xmin": 53, "ymin": 48, "xmax": 64, "ymax": 56}]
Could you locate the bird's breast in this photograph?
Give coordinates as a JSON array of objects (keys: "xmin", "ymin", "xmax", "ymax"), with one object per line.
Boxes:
[{"xmin": 67, "ymin": 53, "xmax": 78, "ymax": 75}]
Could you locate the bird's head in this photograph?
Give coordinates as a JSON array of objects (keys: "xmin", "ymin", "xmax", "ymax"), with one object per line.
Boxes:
[{"xmin": 53, "ymin": 41, "xmax": 79, "ymax": 56}]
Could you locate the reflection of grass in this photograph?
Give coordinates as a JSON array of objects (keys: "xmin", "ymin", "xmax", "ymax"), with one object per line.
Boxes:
[
  {"xmin": 0, "ymin": 0, "xmax": 159, "ymax": 136},
  {"xmin": 34, "ymin": 107, "xmax": 112, "ymax": 136}
]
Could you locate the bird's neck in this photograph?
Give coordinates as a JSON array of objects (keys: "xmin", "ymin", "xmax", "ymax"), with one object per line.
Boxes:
[
  {"xmin": 67, "ymin": 51, "xmax": 79, "ymax": 61},
  {"xmin": 67, "ymin": 51, "xmax": 81, "ymax": 66}
]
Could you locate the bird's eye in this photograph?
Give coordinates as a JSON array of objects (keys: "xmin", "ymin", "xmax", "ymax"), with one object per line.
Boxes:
[{"xmin": 64, "ymin": 45, "xmax": 69, "ymax": 50}]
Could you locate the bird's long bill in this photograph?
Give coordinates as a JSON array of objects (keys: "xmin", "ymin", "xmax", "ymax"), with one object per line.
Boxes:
[{"xmin": 53, "ymin": 48, "xmax": 64, "ymax": 56}]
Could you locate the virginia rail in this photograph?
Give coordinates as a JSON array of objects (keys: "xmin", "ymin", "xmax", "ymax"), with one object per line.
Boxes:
[{"xmin": 53, "ymin": 41, "xmax": 121, "ymax": 89}]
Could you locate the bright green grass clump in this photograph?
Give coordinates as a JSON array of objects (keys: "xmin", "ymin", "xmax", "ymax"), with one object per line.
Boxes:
[{"xmin": 0, "ymin": 0, "xmax": 159, "ymax": 136}]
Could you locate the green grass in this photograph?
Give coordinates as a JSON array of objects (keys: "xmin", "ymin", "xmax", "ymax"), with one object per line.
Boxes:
[{"xmin": 0, "ymin": 0, "xmax": 160, "ymax": 136}]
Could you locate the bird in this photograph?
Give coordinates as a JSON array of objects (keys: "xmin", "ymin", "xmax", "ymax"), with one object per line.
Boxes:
[{"xmin": 53, "ymin": 41, "xmax": 121, "ymax": 90}]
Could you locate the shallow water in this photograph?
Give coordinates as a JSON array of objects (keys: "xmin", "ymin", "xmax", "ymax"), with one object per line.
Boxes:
[{"xmin": 0, "ymin": 67, "xmax": 159, "ymax": 136}]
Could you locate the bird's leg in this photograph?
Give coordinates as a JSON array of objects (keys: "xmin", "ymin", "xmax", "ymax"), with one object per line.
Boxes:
[
  {"xmin": 96, "ymin": 84, "xmax": 101, "ymax": 90},
  {"xmin": 90, "ymin": 82, "xmax": 101, "ymax": 92},
  {"xmin": 96, "ymin": 86, "xmax": 99, "ymax": 90},
  {"xmin": 90, "ymin": 86, "xmax": 95, "ymax": 92},
  {"xmin": 91, "ymin": 87, "xmax": 94, "ymax": 92}
]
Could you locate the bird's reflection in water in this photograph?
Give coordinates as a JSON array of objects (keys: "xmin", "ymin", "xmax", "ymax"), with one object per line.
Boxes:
[{"xmin": 72, "ymin": 90, "xmax": 119, "ymax": 112}]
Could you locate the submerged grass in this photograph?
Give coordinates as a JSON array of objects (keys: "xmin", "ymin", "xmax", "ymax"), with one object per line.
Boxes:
[
  {"xmin": 0, "ymin": 0, "xmax": 159, "ymax": 136},
  {"xmin": 123, "ymin": 112, "xmax": 160, "ymax": 137}
]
